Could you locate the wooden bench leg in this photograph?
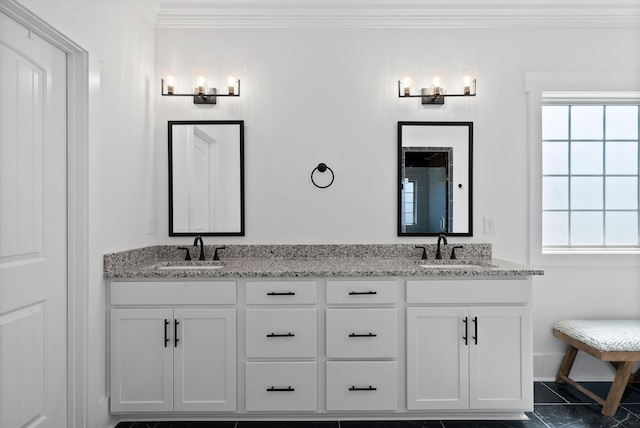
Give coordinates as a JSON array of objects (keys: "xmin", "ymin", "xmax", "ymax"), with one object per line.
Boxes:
[
  {"xmin": 556, "ymin": 345, "xmax": 579, "ymax": 384},
  {"xmin": 601, "ymin": 361, "xmax": 635, "ymax": 416}
]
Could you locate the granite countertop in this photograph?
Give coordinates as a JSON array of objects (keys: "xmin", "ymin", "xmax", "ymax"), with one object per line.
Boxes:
[{"xmin": 104, "ymin": 244, "xmax": 543, "ymax": 279}]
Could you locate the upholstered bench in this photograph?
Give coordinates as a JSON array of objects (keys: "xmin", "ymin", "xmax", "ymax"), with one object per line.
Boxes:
[{"xmin": 553, "ymin": 319, "xmax": 640, "ymax": 416}]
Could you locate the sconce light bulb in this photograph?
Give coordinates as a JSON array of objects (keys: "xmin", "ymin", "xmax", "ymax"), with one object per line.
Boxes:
[
  {"xmin": 463, "ymin": 75, "xmax": 472, "ymax": 95},
  {"xmin": 403, "ymin": 77, "xmax": 411, "ymax": 96},
  {"xmin": 197, "ymin": 75, "xmax": 206, "ymax": 86},
  {"xmin": 228, "ymin": 76, "xmax": 236, "ymax": 86},
  {"xmin": 432, "ymin": 76, "xmax": 442, "ymax": 88},
  {"xmin": 166, "ymin": 75, "xmax": 175, "ymax": 85}
]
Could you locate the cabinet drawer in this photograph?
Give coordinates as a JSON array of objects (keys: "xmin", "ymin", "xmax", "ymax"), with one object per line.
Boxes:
[
  {"xmin": 326, "ymin": 280, "xmax": 397, "ymax": 304},
  {"xmin": 245, "ymin": 362, "xmax": 317, "ymax": 412},
  {"xmin": 246, "ymin": 309, "xmax": 317, "ymax": 358},
  {"xmin": 246, "ymin": 281, "xmax": 317, "ymax": 305},
  {"xmin": 406, "ymin": 279, "xmax": 530, "ymax": 304},
  {"xmin": 110, "ymin": 281, "xmax": 236, "ymax": 305},
  {"xmin": 326, "ymin": 309, "xmax": 397, "ymax": 358},
  {"xmin": 326, "ymin": 361, "xmax": 397, "ymax": 411}
]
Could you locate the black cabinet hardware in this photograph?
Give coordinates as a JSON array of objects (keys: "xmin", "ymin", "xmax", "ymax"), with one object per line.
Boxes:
[
  {"xmin": 267, "ymin": 291, "xmax": 295, "ymax": 296},
  {"xmin": 462, "ymin": 317, "xmax": 468, "ymax": 345},
  {"xmin": 267, "ymin": 386, "xmax": 294, "ymax": 392},
  {"xmin": 349, "ymin": 385, "xmax": 377, "ymax": 391},
  {"xmin": 472, "ymin": 316, "xmax": 478, "ymax": 345},
  {"xmin": 348, "ymin": 332, "xmax": 377, "ymax": 337},
  {"xmin": 164, "ymin": 319, "xmax": 170, "ymax": 347},
  {"xmin": 348, "ymin": 291, "xmax": 377, "ymax": 295},
  {"xmin": 266, "ymin": 332, "xmax": 295, "ymax": 337},
  {"xmin": 174, "ymin": 319, "xmax": 180, "ymax": 347}
]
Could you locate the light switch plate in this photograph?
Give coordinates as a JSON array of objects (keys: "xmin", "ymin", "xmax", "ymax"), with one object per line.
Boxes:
[{"xmin": 484, "ymin": 216, "xmax": 496, "ymax": 234}]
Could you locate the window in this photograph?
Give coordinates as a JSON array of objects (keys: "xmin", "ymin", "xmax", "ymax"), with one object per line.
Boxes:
[
  {"xmin": 403, "ymin": 179, "xmax": 416, "ymax": 225},
  {"xmin": 542, "ymin": 101, "xmax": 639, "ymax": 249}
]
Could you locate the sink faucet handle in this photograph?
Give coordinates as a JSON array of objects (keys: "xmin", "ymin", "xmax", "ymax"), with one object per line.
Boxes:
[
  {"xmin": 414, "ymin": 245, "xmax": 427, "ymax": 260},
  {"xmin": 450, "ymin": 246, "xmax": 463, "ymax": 260},
  {"xmin": 213, "ymin": 246, "xmax": 226, "ymax": 261},
  {"xmin": 177, "ymin": 247, "xmax": 191, "ymax": 261}
]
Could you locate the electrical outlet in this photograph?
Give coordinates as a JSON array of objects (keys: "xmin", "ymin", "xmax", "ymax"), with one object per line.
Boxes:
[
  {"xmin": 146, "ymin": 216, "xmax": 155, "ymax": 234},
  {"xmin": 484, "ymin": 216, "xmax": 496, "ymax": 234}
]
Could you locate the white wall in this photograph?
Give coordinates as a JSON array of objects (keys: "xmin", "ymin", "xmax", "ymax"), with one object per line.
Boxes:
[
  {"xmin": 13, "ymin": 0, "xmax": 155, "ymax": 426},
  {"xmin": 156, "ymin": 26, "xmax": 640, "ymax": 380}
]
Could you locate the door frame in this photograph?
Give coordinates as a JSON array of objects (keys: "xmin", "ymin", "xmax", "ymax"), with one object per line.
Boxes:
[{"xmin": 0, "ymin": 1, "xmax": 89, "ymax": 427}]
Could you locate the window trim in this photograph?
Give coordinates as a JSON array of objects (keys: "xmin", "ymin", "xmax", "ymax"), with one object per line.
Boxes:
[{"xmin": 525, "ymin": 72, "xmax": 640, "ymax": 266}]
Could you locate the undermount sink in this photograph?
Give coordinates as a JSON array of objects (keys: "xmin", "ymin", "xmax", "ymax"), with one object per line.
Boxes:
[
  {"xmin": 148, "ymin": 261, "xmax": 226, "ymax": 270},
  {"xmin": 419, "ymin": 262, "xmax": 492, "ymax": 269},
  {"xmin": 420, "ymin": 264, "xmax": 480, "ymax": 269},
  {"xmin": 158, "ymin": 264, "xmax": 224, "ymax": 270}
]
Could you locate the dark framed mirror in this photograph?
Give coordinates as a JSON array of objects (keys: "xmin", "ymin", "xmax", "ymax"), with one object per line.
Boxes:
[
  {"xmin": 398, "ymin": 121, "xmax": 473, "ymax": 236},
  {"xmin": 169, "ymin": 120, "xmax": 244, "ymax": 236}
]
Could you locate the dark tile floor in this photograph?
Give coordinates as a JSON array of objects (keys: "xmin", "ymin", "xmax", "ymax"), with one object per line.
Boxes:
[{"xmin": 115, "ymin": 381, "xmax": 640, "ymax": 428}]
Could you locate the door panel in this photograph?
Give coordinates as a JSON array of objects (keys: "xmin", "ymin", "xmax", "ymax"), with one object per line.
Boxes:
[
  {"xmin": 407, "ymin": 307, "xmax": 469, "ymax": 410},
  {"xmin": 469, "ymin": 306, "xmax": 533, "ymax": 410},
  {"xmin": 110, "ymin": 309, "xmax": 174, "ymax": 413},
  {"xmin": 174, "ymin": 308, "xmax": 236, "ymax": 412},
  {"xmin": 0, "ymin": 11, "xmax": 67, "ymax": 428}
]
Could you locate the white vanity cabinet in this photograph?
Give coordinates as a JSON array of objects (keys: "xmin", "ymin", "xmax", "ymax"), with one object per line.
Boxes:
[
  {"xmin": 406, "ymin": 279, "xmax": 533, "ymax": 412},
  {"xmin": 325, "ymin": 280, "xmax": 399, "ymax": 412},
  {"xmin": 109, "ymin": 281, "xmax": 236, "ymax": 413},
  {"xmin": 244, "ymin": 280, "xmax": 318, "ymax": 412}
]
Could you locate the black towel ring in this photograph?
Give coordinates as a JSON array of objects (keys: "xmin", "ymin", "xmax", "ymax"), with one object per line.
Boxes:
[{"xmin": 311, "ymin": 163, "xmax": 334, "ymax": 189}]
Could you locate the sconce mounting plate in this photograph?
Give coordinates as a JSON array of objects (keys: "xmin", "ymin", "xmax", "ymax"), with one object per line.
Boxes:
[{"xmin": 194, "ymin": 88, "xmax": 217, "ymax": 104}]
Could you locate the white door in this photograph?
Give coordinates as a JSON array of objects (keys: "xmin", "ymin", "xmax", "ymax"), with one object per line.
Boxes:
[
  {"xmin": 173, "ymin": 308, "xmax": 236, "ymax": 412},
  {"xmin": 469, "ymin": 306, "xmax": 533, "ymax": 410},
  {"xmin": 0, "ymin": 11, "xmax": 68, "ymax": 428},
  {"xmin": 110, "ymin": 309, "xmax": 174, "ymax": 413},
  {"xmin": 406, "ymin": 307, "xmax": 469, "ymax": 410}
]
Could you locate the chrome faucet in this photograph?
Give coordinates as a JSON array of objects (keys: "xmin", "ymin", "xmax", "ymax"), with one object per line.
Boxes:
[
  {"xmin": 435, "ymin": 234, "xmax": 448, "ymax": 259},
  {"xmin": 193, "ymin": 235, "xmax": 206, "ymax": 260}
]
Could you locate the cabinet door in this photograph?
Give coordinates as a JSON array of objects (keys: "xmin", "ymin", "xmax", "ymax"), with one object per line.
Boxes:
[
  {"xmin": 469, "ymin": 306, "xmax": 532, "ymax": 410},
  {"xmin": 173, "ymin": 308, "xmax": 236, "ymax": 412},
  {"xmin": 406, "ymin": 307, "xmax": 469, "ymax": 410},
  {"xmin": 110, "ymin": 308, "xmax": 173, "ymax": 413}
]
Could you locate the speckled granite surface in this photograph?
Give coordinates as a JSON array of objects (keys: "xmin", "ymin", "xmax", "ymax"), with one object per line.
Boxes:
[{"xmin": 104, "ymin": 244, "xmax": 543, "ymax": 279}]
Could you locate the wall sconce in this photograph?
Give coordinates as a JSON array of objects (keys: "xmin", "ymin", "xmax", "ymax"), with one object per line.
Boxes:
[
  {"xmin": 161, "ymin": 75, "xmax": 241, "ymax": 104},
  {"xmin": 398, "ymin": 76, "xmax": 476, "ymax": 105}
]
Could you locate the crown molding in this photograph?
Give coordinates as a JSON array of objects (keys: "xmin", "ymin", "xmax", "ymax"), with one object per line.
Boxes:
[
  {"xmin": 156, "ymin": 0, "xmax": 640, "ymax": 28},
  {"xmin": 130, "ymin": 0, "xmax": 161, "ymax": 26}
]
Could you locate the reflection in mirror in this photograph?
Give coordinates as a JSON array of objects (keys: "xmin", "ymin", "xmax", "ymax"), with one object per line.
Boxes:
[
  {"xmin": 398, "ymin": 122, "xmax": 473, "ymax": 236},
  {"xmin": 169, "ymin": 120, "xmax": 244, "ymax": 236}
]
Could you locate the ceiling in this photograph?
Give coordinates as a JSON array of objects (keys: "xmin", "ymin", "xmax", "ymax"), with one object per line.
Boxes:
[{"xmin": 133, "ymin": 0, "xmax": 640, "ymax": 28}]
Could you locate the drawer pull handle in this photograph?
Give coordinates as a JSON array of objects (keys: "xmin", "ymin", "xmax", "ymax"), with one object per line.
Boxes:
[
  {"xmin": 267, "ymin": 386, "xmax": 295, "ymax": 392},
  {"xmin": 174, "ymin": 319, "xmax": 180, "ymax": 347},
  {"xmin": 349, "ymin": 332, "xmax": 377, "ymax": 337},
  {"xmin": 164, "ymin": 319, "xmax": 170, "ymax": 348},
  {"xmin": 267, "ymin": 332, "xmax": 295, "ymax": 337},
  {"xmin": 463, "ymin": 317, "xmax": 468, "ymax": 346},
  {"xmin": 349, "ymin": 385, "xmax": 377, "ymax": 391},
  {"xmin": 348, "ymin": 291, "xmax": 377, "ymax": 295},
  {"xmin": 267, "ymin": 291, "xmax": 295, "ymax": 296},
  {"xmin": 472, "ymin": 316, "xmax": 478, "ymax": 345}
]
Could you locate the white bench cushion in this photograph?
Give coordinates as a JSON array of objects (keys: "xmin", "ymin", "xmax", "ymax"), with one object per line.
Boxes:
[{"xmin": 554, "ymin": 319, "xmax": 640, "ymax": 352}]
